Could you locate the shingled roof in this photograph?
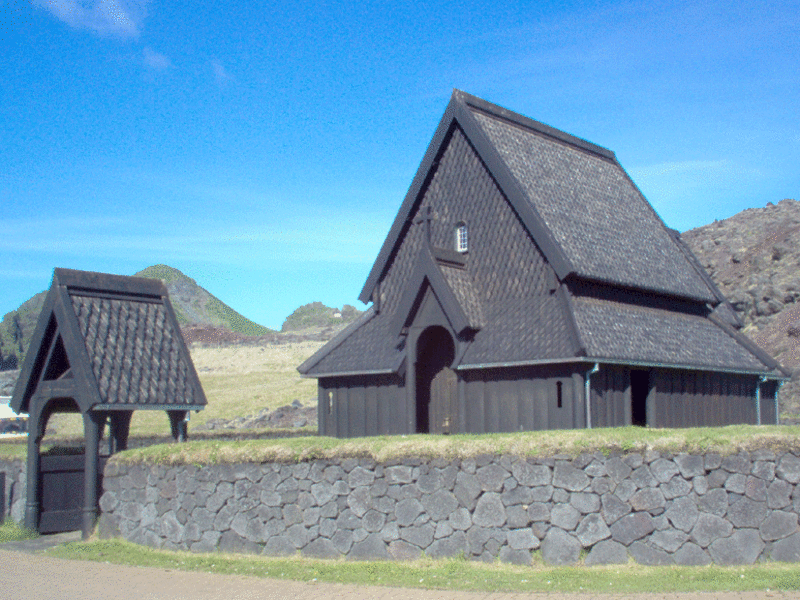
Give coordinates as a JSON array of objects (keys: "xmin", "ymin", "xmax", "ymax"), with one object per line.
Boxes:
[
  {"xmin": 11, "ymin": 268, "xmax": 206, "ymax": 414},
  {"xmin": 359, "ymin": 90, "xmax": 718, "ymax": 306},
  {"xmin": 300, "ymin": 91, "xmax": 787, "ymax": 380}
]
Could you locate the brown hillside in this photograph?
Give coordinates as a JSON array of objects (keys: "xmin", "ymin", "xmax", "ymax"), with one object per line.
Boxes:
[{"xmin": 682, "ymin": 198, "xmax": 800, "ymax": 416}]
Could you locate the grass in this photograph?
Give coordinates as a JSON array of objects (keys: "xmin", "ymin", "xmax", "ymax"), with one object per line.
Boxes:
[
  {"xmin": 46, "ymin": 538, "xmax": 800, "ymax": 593},
  {"xmin": 42, "ymin": 341, "xmax": 325, "ymax": 439},
  {"xmin": 109, "ymin": 423, "xmax": 800, "ymax": 466},
  {"xmin": 0, "ymin": 519, "xmax": 38, "ymax": 543},
  {"xmin": 0, "ymin": 440, "xmax": 27, "ymax": 460}
]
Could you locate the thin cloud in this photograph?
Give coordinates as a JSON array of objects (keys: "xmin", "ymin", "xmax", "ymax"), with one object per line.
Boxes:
[
  {"xmin": 210, "ymin": 59, "xmax": 232, "ymax": 85},
  {"xmin": 34, "ymin": 0, "xmax": 148, "ymax": 39},
  {"xmin": 143, "ymin": 47, "xmax": 172, "ymax": 70}
]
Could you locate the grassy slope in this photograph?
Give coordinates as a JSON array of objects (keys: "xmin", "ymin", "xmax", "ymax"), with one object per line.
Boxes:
[
  {"xmin": 42, "ymin": 341, "xmax": 324, "ymax": 439},
  {"xmin": 115, "ymin": 423, "xmax": 800, "ymax": 465},
  {"xmin": 134, "ymin": 264, "xmax": 273, "ymax": 336}
]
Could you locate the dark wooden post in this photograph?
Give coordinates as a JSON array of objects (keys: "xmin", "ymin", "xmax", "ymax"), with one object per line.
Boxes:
[
  {"xmin": 168, "ymin": 410, "xmax": 188, "ymax": 442},
  {"xmin": 108, "ymin": 411, "xmax": 133, "ymax": 453},
  {"xmin": 24, "ymin": 409, "xmax": 42, "ymax": 532},
  {"xmin": 82, "ymin": 410, "xmax": 103, "ymax": 540}
]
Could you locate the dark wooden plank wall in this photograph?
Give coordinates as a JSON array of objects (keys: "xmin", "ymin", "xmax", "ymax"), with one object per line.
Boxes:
[
  {"xmin": 462, "ymin": 366, "xmax": 583, "ymax": 433},
  {"xmin": 319, "ymin": 375, "xmax": 405, "ymax": 438},
  {"xmin": 318, "ymin": 368, "xmax": 777, "ymax": 437},
  {"xmin": 590, "ymin": 366, "xmax": 629, "ymax": 428},
  {"xmin": 760, "ymin": 380, "xmax": 778, "ymax": 424},
  {"xmin": 651, "ymin": 370, "xmax": 758, "ymax": 428}
]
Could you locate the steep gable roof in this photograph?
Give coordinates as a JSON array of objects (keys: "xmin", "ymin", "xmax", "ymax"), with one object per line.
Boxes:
[
  {"xmin": 11, "ymin": 268, "xmax": 207, "ymax": 414},
  {"xmin": 391, "ymin": 246, "xmax": 483, "ymax": 336},
  {"xmin": 360, "ymin": 90, "xmax": 717, "ymax": 305}
]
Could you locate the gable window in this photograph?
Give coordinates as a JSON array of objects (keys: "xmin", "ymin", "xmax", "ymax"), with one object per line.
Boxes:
[{"xmin": 455, "ymin": 222, "xmax": 468, "ymax": 253}]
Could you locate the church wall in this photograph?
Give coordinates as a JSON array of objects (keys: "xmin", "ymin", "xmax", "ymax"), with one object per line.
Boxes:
[
  {"xmin": 651, "ymin": 370, "xmax": 762, "ymax": 428},
  {"xmin": 590, "ymin": 365, "xmax": 629, "ymax": 428},
  {"xmin": 461, "ymin": 364, "xmax": 584, "ymax": 433},
  {"xmin": 318, "ymin": 374, "xmax": 405, "ymax": 438},
  {"xmin": 587, "ymin": 367, "xmax": 772, "ymax": 429}
]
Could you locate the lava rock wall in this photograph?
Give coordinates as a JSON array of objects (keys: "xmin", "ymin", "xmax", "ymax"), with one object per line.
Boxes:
[{"xmin": 98, "ymin": 450, "xmax": 800, "ymax": 565}]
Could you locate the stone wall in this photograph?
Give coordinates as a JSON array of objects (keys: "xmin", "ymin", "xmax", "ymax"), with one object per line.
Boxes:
[
  {"xmin": 98, "ymin": 450, "xmax": 800, "ymax": 565},
  {"xmin": 0, "ymin": 458, "xmax": 26, "ymax": 523}
]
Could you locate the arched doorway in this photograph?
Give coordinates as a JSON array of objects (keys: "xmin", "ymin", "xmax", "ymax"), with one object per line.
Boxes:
[{"xmin": 415, "ymin": 326, "xmax": 457, "ymax": 434}]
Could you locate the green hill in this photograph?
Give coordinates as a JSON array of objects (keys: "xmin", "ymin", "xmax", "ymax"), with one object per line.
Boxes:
[
  {"xmin": 281, "ymin": 301, "xmax": 362, "ymax": 332},
  {"xmin": 0, "ymin": 265, "xmax": 273, "ymax": 369},
  {"xmin": 134, "ymin": 265, "xmax": 273, "ymax": 337}
]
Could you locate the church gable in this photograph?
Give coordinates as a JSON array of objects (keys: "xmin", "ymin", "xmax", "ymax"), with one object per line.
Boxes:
[{"xmin": 376, "ymin": 125, "xmax": 553, "ymax": 320}]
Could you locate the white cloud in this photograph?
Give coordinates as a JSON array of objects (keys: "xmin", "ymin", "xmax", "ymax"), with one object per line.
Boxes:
[
  {"xmin": 143, "ymin": 47, "xmax": 172, "ymax": 70},
  {"xmin": 34, "ymin": 0, "xmax": 148, "ymax": 39},
  {"xmin": 210, "ymin": 59, "xmax": 232, "ymax": 85}
]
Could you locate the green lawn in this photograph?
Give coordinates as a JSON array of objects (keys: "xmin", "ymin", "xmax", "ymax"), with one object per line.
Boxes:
[{"xmin": 46, "ymin": 538, "xmax": 800, "ymax": 594}]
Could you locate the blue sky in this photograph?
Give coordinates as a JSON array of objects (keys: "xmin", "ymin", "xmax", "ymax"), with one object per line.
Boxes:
[{"xmin": 2, "ymin": 1, "xmax": 798, "ymax": 330}]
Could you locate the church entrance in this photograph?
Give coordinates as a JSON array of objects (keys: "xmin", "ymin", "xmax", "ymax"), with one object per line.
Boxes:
[{"xmin": 415, "ymin": 326, "xmax": 457, "ymax": 434}]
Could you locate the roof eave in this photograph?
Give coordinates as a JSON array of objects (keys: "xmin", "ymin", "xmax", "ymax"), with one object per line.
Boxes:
[{"xmin": 297, "ymin": 307, "xmax": 378, "ymax": 375}]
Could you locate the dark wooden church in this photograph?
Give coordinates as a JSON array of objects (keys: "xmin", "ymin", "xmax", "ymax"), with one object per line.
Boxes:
[{"xmin": 299, "ymin": 90, "xmax": 788, "ymax": 438}]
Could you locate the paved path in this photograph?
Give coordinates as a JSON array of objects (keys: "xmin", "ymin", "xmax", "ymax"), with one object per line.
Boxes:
[{"xmin": 1, "ymin": 534, "xmax": 798, "ymax": 600}]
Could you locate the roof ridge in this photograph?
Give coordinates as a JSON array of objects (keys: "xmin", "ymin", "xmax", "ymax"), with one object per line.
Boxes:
[{"xmin": 453, "ymin": 89, "xmax": 616, "ymax": 161}]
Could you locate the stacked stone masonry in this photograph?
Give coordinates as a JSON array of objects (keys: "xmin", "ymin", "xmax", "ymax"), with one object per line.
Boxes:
[
  {"xmin": 0, "ymin": 459, "xmax": 27, "ymax": 524},
  {"xmin": 98, "ymin": 450, "xmax": 800, "ymax": 565}
]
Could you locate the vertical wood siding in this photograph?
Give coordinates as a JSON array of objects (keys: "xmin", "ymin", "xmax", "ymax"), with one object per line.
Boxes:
[
  {"xmin": 319, "ymin": 367, "xmax": 774, "ymax": 437},
  {"xmin": 590, "ymin": 366, "xmax": 628, "ymax": 428},
  {"xmin": 651, "ymin": 370, "xmax": 758, "ymax": 428},
  {"xmin": 319, "ymin": 375, "xmax": 404, "ymax": 438}
]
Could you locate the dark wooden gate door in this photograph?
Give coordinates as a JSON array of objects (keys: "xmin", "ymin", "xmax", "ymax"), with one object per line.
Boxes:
[
  {"xmin": 38, "ymin": 453, "xmax": 107, "ymax": 534},
  {"xmin": 430, "ymin": 367, "xmax": 457, "ymax": 434}
]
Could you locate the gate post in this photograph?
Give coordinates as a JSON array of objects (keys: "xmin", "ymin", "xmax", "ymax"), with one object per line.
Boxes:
[
  {"xmin": 24, "ymin": 411, "xmax": 42, "ymax": 532},
  {"xmin": 82, "ymin": 410, "xmax": 103, "ymax": 539}
]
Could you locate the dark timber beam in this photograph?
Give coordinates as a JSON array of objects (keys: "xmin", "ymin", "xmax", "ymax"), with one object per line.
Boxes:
[{"xmin": 82, "ymin": 410, "xmax": 103, "ymax": 540}]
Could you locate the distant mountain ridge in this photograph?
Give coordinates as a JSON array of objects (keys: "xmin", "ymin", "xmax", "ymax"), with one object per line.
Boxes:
[{"xmin": 0, "ymin": 265, "xmax": 363, "ymax": 370}]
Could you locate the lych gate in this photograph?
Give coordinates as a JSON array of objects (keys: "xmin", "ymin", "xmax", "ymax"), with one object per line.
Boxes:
[{"xmin": 11, "ymin": 268, "xmax": 206, "ymax": 538}]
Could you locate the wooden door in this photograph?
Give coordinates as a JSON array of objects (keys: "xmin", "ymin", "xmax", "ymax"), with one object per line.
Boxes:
[
  {"xmin": 430, "ymin": 367, "xmax": 458, "ymax": 434},
  {"xmin": 38, "ymin": 453, "xmax": 107, "ymax": 533}
]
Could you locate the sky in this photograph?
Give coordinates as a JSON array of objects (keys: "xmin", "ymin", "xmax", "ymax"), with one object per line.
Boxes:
[{"xmin": 1, "ymin": 1, "xmax": 798, "ymax": 330}]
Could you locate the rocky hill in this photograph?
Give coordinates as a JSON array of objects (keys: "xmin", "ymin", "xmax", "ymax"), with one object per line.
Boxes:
[
  {"xmin": 281, "ymin": 301, "xmax": 362, "ymax": 334},
  {"xmin": 133, "ymin": 265, "xmax": 276, "ymax": 341},
  {"xmin": 0, "ymin": 265, "xmax": 274, "ymax": 369},
  {"xmin": 682, "ymin": 198, "xmax": 800, "ymax": 415}
]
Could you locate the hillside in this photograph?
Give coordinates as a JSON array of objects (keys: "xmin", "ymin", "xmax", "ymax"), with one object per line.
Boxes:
[
  {"xmin": 281, "ymin": 301, "xmax": 363, "ymax": 333},
  {"xmin": 682, "ymin": 198, "xmax": 800, "ymax": 415},
  {"xmin": 0, "ymin": 290, "xmax": 47, "ymax": 370},
  {"xmin": 0, "ymin": 265, "xmax": 274, "ymax": 369},
  {"xmin": 133, "ymin": 265, "xmax": 273, "ymax": 337}
]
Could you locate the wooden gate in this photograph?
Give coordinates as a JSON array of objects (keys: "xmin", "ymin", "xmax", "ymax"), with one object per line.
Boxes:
[
  {"xmin": 38, "ymin": 453, "xmax": 107, "ymax": 534},
  {"xmin": 430, "ymin": 367, "xmax": 458, "ymax": 434}
]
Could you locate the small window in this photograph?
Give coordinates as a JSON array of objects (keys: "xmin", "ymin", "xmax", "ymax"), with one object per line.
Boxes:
[
  {"xmin": 455, "ymin": 222, "xmax": 468, "ymax": 253},
  {"xmin": 556, "ymin": 381, "xmax": 563, "ymax": 408}
]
